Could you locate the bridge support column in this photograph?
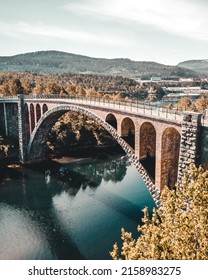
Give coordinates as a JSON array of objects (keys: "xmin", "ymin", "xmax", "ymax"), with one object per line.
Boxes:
[
  {"xmin": 177, "ymin": 112, "xmax": 202, "ymax": 183},
  {"xmin": 3, "ymin": 103, "xmax": 8, "ymax": 136},
  {"xmin": 155, "ymin": 130, "xmax": 163, "ymax": 191},
  {"xmin": 134, "ymin": 120, "xmax": 140, "ymax": 156},
  {"xmin": 18, "ymin": 95, "xmax": 27, "ymax": 163},
  {"xmin": 117, "ymin": 119, "xmax": 122, "ymax": 136}
]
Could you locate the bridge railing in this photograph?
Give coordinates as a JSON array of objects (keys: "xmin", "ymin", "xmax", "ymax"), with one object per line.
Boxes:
[
  {"xmin": 0, "ymin": 94, "xmax": 183, "ymax": 121},
  {"xmin": 27, "ymin": 94, "xmax": 183, "ymax": 121},
  {"xmin": 0, "ymin": 95, "xmax": 19, "ymax": 100}
]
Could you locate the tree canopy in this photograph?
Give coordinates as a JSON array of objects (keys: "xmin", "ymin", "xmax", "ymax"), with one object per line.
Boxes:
[
  {"xmin": 46, "ymin": 111, "xmax": 117, "ymax": 155},
  {"xmin": 110, "ymin": 163, "xmax": 208, "ymax": 260}
]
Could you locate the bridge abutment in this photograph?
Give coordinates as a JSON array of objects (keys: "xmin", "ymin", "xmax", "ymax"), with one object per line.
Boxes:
[{"xmin": 177, "ymin": 112, "xmax": 202, "ymax": 184}]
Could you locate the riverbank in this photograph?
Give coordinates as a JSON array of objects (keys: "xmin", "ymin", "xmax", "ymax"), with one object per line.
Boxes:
[
  {"xmin": 52, "ymin": 156, "xmax": 94, "ymax": 164},
  {"xmin": 0, "ymin": 143, "xmax": 125, "ymax": 182},
  {"xmin": 48, "ymin": 143, "xmax": 123, "ymax": 159}
]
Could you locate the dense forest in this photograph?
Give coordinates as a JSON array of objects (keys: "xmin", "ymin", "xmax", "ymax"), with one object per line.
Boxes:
[{"xmin": 0, "ymin": 71, "xmax": 159, "ymax": 100}]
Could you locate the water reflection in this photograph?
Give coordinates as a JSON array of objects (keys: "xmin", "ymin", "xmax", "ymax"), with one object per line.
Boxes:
[
  {"xmin": 54, "ymin": 156, "xmax": 129, "ymax": 191},
  {"xmin": 0, "ymin": 156, "xmax": 155, "ymax": 260}
]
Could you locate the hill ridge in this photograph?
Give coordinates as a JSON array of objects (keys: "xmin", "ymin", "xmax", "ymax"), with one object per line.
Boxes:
[
  {"xmin": 0, "ymin": 50, "xmax": 199, "ymax": 79},
  {"xmin": 178, "ymin": 59, "xmax": 208, "ymax": 76}
]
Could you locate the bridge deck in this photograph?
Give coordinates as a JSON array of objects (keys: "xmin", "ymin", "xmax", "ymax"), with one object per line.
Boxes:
[{"xmin": 0, "ymin": 95, "xmax": 184, "ymax": 123}]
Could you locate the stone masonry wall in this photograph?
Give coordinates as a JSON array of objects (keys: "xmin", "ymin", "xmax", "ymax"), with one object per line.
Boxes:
[
  {"xmin": 6, "ymin": 103, "xmax": 19, "ymax": 139},
  {"xmin": 197, "ymin": 126, "xmax": 208, "ymax": 167},
  {"xmin": 178, "ymin": 112, "xmax": 202, "ymax": 183}
]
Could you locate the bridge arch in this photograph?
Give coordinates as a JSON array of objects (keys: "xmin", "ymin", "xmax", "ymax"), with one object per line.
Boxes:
[
  {"xmin": 24, "ymin": 103, "xmax": 30, "ymax": 143},
  {"xmin": 161, "ymin": 127, "xmax": 181, "ymax": 190},
  {"xmin": 42, "ymin": 104, "xmax": 48, "ymax": 114},
  {"xmin": 27, "ymin": 105, "xmax": 160, "ymax": 207},
  {"xmin": 36, "ymin": 103, "xmax": 41, "ymax": 122},
  {"xmin": 105, "ymin": 113, "xmax": 117, "ymax": 129},
  {"xmin": 121, "ymin": 117, "xmax": 135, "ymax": 149},
  {"xmin": 12, "ymin": 103, "xmax": 18, "ymax": 116},
  {"xmin": 30, "ymin": 103, "xmax": 35, "ymax": 132},
  {"xmin": 28, "ymin": 106, "xmax": 133, "ymax": 159},
  {"xmin": 140, "ymin": 122, "xmax": 156, "ymax": 159},
  {"xmin": 139, "ymin": 122, "xmax": 156, "ymax": 181}
]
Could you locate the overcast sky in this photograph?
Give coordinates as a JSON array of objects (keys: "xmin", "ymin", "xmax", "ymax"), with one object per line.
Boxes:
[{"xmin": 0, "ymin": 0, "xmax": 207, "ymax": 65}]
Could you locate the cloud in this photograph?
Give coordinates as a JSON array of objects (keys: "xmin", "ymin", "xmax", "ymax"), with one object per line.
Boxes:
[
  {"xmin": 0, "ymin": 21, "xmax": 128, "ymax": 46},
  {"xmin": 63, "ymin": 0, "xmax": 208, "ymax": 42}
]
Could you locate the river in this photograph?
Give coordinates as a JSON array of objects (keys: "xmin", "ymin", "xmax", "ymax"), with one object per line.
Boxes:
[{"xmin": 0, "ymin": 155, "xmax": 155, "ymax": 260}]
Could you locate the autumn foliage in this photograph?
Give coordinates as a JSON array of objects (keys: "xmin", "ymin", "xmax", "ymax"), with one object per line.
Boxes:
[
  {"xmin": 46, "ymin": 112, "xmax": 116, "ymax": 154},
  {"xmin": 110, "ymin": 163, "xmax": 208, "ymax": 260}
]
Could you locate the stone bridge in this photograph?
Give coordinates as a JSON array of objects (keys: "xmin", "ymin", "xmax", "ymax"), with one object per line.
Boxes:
[{"xmin": 0, "ymin": 95, "xmax": 204, "ymax": 207}]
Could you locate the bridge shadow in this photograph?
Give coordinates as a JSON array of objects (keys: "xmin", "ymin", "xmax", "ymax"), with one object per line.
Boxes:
[
  {"xmin": 122, "ymin": 131, "xmax": 135, "ymax": 150},
  {"xmin": 95, "ymin": 188, "xmax": 153, "ymax": 224}
]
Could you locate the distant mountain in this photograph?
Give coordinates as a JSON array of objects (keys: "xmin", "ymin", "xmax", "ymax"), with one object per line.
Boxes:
[
  {"xmin": 178, "ymin": 60, "xmax": 208, "ymax": 76},
  {"xmin": 0, "ymin": 50, "xmax": 199, "ymax": 79}
]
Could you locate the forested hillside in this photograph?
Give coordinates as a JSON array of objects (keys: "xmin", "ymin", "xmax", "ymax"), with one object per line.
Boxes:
[
  {"xmin": 0, "ymin": 51, "xmax": 198, "ymax": 79},
  {"xmin": 178, "ymin": 59, "xmax": 208, "ymax": 76}
]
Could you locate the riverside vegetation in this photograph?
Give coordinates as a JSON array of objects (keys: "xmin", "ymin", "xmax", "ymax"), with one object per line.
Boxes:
[
  {"xmin": 110, "ymin": 163, "xmax": 208, "ymax": 260},
  {"xmin": 45, "ymin": 111, "xmax": 120, "ymax": 159}
]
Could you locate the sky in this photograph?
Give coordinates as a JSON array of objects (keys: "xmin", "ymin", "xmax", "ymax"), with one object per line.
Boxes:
[{"xmin": 0, "ymin": 0, "xmax": 208, "ymax": 65}]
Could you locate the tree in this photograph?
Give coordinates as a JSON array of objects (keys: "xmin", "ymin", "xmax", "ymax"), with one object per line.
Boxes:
[
  {"xmin": 85, "ymin": 88, "xmax": 98, "ymax": 97},
  {"xmin": 110, "ymin": 163, "xmax": 208, "ymax": 260},
  {"xmin": 9, "ymin": 78, "xmax": 24, "ymax": 96},
  {"xmin": 76, "ymin": 86, "xmax": 86, "ymax": 96},
  {"xmin": 46, "ymin": 112, "xmax": 116, "ymax": 155},
  {"xmin": 0, "ymin": 83, "xmax": 10, "ymax": 96},
  {"xmin": 45, "ymin": 83, "xmax": 61, "ymax": 95},
  {"xmin": 21, "ymin": 80, "xmax": 31, "ymax": 95},
  {"xmin": 113, "ymin": 92, "xmax": 125, "ymax": 100},
  {"xmin": 177, "ymin": 97, "xmax": 192, "ymax": 110},
  {"xmin": 60, "ymin": 87, "xmax": 68, "ymax": 95},
  {"xmin": 32, "ymin": 82, "xmax": 45, "ymax": 95},
  {"xmin": 193, "ymin": 97, "xmax": 208, "ymax": 112},
  {"xmin": 65, "ymin": 85, "xmax": 76, "ymax": 95}
]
